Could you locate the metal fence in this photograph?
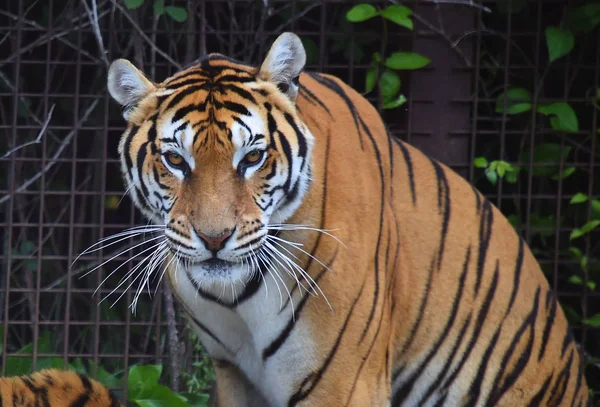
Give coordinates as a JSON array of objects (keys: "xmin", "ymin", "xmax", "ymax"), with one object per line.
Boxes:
[{"xmin": 1, "ymin": 0, "xmax": 598, "ymax": 400}]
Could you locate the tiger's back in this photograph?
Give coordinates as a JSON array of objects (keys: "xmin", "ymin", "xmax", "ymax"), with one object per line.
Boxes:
[{"xmin": 0, "ymin": 369, "xmax": 123, "ymax": 407}]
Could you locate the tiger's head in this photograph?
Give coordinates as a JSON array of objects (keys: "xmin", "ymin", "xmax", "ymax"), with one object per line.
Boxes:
[{"xmin": 107, "ymin": 33, "xmax": 314, "ymax": 289}]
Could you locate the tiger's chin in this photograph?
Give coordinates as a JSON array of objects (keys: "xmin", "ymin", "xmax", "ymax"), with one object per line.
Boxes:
[{"xmin": 181, "ymin": 257, "xmax": 253, "ymax": 293}]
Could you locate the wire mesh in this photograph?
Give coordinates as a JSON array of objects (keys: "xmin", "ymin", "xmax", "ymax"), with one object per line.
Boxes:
[{"xmin": 0, "ymin": 0, "xmax": 598, "ymax": 401}]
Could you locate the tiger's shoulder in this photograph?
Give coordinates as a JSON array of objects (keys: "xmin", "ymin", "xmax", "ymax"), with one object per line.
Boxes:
[{"xmin": 0, "ymin": 369, "xmax": 123, "ymax": 407}]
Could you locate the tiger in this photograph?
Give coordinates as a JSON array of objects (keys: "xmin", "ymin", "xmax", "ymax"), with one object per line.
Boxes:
[
  {"xmin": 105, "ymin": 32, "xmax": 590, "ymax": 406},
  {"xmin": 0, "ymin": 369, "xmax": 123, "ymax": 406}
]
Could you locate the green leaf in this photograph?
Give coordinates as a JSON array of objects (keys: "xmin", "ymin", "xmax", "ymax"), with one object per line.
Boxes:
[
  {"xmin": 530, "ymin": 214, "xmax": 556, "ymax": 238},
  {"xmin": 537, "ymin": 102, "xmax": 579, "ymax": 133},
  {"xmin": 568, "ymin": 246, "xmax": 582, "ymax": 260},
  {"xmin": 365, "ymin": 66, "xmax": 378, "ymax": 94},
  {"xmin": 128, "ymin": 365, "xmax": 162, "ymax": 400},
  {"xmin": 569, "ymin": 4, "xmax": 600, "ymax": 33},
  {"xmin": 592, "ymin": 199, "xmax": 600, "ymax": 218},
  {"xmin": 379, "ymin": 5, "xmax": 413, "ymax": 30},
  {"xmin": 570, "ymin": 193, "xmax": 588, "ymax": 204},
  {"xmin": 382, "ymin": 94, "xmax": 407, "ymax": 110},
  {"xmin": 380, "ymin": 70, "xmax": 401, "ymax": 102},
  {"xmin": 179, "ymin": 392, "xmax": 210, "ymax": 407},
  {"xmin": 551, "ymin": 166, "xmax": 575, "ymax": 180},
  {"xmin": 153, "ymin": 0, "xmax": 165, "ymax": 16},
  {"xmin": 495, "ymin": 88, "xmax": 532, "ymax": 115},
  {"xmin": 385, "ymin": 52, "xmax": 431, "ymax": 70},
  {"xmin": 132, "ymin": 385, "xmax": 190, "ymax": 407},
  {"xmin": 474, "ymin": 157, "xmax": 488, "ymax": 168},
  {"xmin": 545, "ymin": 26, "xmax": 574, "ymax": 63},
  {"xmin": 570, "ymin": 220, "xmax": 600, "ymax": 240},
  {"xmin": 569, "ymin": 275, "xmax": 584, "ymax": 285},
  {"xmin": 485, "ymin": 168, "xmax": 498, "ymax": 185},
  {"xmin": 125, "ymin": 0, "xmax": 144, "ymax": 9},
  {"xmin": 165, "ymin": 6, "xmax": 188, "ymax": 22},
  {"xmin": 522, "ymin": 143, "xmax": 572, "ymax": 177},
  {"xmin": 346, "ymin": 4, "xmax": 379, "ymax": 22},
  {"xmin": 582, "ymin": 313, "xmax": 600, "ymax": 327}
]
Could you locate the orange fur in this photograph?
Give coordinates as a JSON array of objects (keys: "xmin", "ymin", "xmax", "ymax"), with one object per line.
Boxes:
[{"xmin": 0, "ymin": 369, "xmax": 123, "ymax": 407}]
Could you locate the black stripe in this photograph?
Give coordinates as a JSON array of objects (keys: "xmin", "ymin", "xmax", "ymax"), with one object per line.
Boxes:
[
  {"xmin": 223, "ymin": 84, "xmax": 257, "ymax": 103},
  {"xmin": 474, "ymin": 200, "xmax": 494, "ymax": 295},
  {"xmin": 69, "ymin": 374, "xmax": 93, "ymax": 407},
  {"xmin": 528, "ymin": 372, "xmax": 554, "ymax": 406},
  {"xmin": 218, "ymin": 100, "xmax": 250, "ymax": 116},
  {"xmin": 430, "ymin": 159, "xmax": 451, "ymax": 270},
  {"xmin": 215, "ymin": 74, "xmax": 255, "ymax": 83},
  {"xmin": 172, "ymin": 101, "xmax": 209, "ymax": 123},
  {"xmin": 394, "ymin": 246, "xmax": 471, "ymax": 406},
  {"xmin": 164, "ymin": 85, "xmax": 205, "ymax": 111},
  {"xmin": 288, "ymin": 283, "xmax": 364, "ymax": 407},
  {"xmin": 277, "ymin": 130, "xmax": 294, "ymax": 193},
  {"xmin": 187, "ymin": 313, "xmax": 230, "ymax": 353},
  {"xmin": 309, "ymin": 73, "xmax": 364, "ymax": 149},
  {"xmin": 354, "ymin": 112, "xmax": 386, "ymax": 344},
  {"xmin": 123, "ymin": 125, "xmax": 140, "ymax": 174},
  {"xmin": 439, "ymin": 264, "xmax": 499, "ymax": 393},
  {"xmin": 391, "ymin": 137, "xmax": 416, "ymax": 205},
  {"xmin": 262, "ymin": 249, "xmax": 337, "ymax": 360},
  {"xmin": 561, "ymin": 329, "xmax": 574, "ymax": 357},
  {"xmin": 548, "ymin": 349, "xmax": 575, "ymax": 406},
  {"xmin": 416, "ymin": 315, "xmax": 472, "ymax": 406},
  {"xmin": 538, "ymin": 290, "xmax": 557, "ymax": 361},
  {"xmin": 570, "ymin": 360, "xmax": 584, "ymax": 407},
  {"xmin": 393, "ymin": 256, "xmax": 436, "ymax": 368},
  {"xmin": 23, "ymin": 376, "xmax": 50, "ymax": 407},
  {"xmin": 283, "ymin": 112, "xmax": 307, "ymax": 160},
  {"xmin": 485, "ymin": 286, "xmax": 541, "ymax": 406},
  {"xmin": 506, "ymin": 237, "xmax": 525, "ymax": 315},
  {"xmin": 165, "ymin": 77, "xmax": 207, "ymax": 90},
  {"xmin": 298, "ymin": 84, "xmax": 332, "ymax": 116}
]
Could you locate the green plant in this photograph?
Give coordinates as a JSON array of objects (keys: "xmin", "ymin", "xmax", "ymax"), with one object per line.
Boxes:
[
  {"xmin": 345, "ymin": 4, "xmax": 430, "ymax": 109},
  {"xmin": 124, "ymin": 0, "xmax": 188, "ymax": 23},
  {"xmin": 476, "ymin": 2, "xmax": 600, "ymax": 340}
]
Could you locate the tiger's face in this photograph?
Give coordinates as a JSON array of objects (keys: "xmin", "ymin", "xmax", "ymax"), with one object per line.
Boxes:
[{"xmin": 107, "ymin": 33, "xmax": 312, "ymax": 288}]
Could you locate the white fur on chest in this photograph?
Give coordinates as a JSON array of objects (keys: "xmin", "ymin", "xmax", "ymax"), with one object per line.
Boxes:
[{"xmin": 171, "ymin": 270, "xmax": 317, "ymax": 406}]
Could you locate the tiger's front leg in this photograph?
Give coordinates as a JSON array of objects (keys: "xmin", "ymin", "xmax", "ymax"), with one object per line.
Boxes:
[{"xmin": 210, "ymin": 359, "xmax": 270, "ymax": 407}]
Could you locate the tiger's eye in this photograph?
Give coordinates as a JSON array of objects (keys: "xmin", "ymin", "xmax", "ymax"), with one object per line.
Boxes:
[
  {"xmin": 244, "ymin": 150, "xmax": 263, "ymax": 165},
  {"xmin": 165, "ymin": 152, "xmax": 184, "ymax": 167}
]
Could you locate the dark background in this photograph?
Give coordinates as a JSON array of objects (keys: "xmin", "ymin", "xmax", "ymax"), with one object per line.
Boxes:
[{"xmin": 0, "ymin": 0, "xmax": 598, "ymax": 403}]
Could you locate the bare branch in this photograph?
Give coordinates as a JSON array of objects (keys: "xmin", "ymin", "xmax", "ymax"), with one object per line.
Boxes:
[
  {"xmin": 1, "ymin": 104, "xmax": 55, "ymax": 159},
  {"xmin": 110, "ymin": 0, "xmax": 182, "ymax": 70},
  {"xmin": 0, "ymin": 100, "xmax": 99, "ymax": 205},
  {"xmin": 164, "ymin": 284, "xmax": 182, "ymax": 392},
  {"xmin": 82, "ymin": 0, "xmax": 110, "ymax": 67}
]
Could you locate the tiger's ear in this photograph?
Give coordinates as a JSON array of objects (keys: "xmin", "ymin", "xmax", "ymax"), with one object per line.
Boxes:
[
  {"xmin": 107, "ymin": 59, "xmax": 155, "ymax": 120},
  {"xmin": 258, "ymin": 32, "xmax": 306, "ymax": 102}
]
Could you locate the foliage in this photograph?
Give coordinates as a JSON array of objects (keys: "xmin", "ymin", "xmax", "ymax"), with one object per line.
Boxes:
[
  {"xmin": 346, "ymin": 4, "xmax": 430, "ymax": 109},
  {"xmin": 474, "ymin": 5, "xmax": 600, "ymax": 393},
  {"xmin": 124, "ymin": 0, "xmax": 188, "ymax": 23}
]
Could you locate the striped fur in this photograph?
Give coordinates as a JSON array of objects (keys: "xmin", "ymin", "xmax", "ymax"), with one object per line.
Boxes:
[
  {"xmin": 107, "ymin": 33, "xmax": 589, "ymax": 406},
  {"xmin": 0, "ymin": 369, "xmax": 123, "ymax": 407}
]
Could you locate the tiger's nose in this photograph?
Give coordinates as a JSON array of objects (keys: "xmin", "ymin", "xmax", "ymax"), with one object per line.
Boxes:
[{"xmin": 195, "ymin": 228, "xmax": 234, "ymax": 254}]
